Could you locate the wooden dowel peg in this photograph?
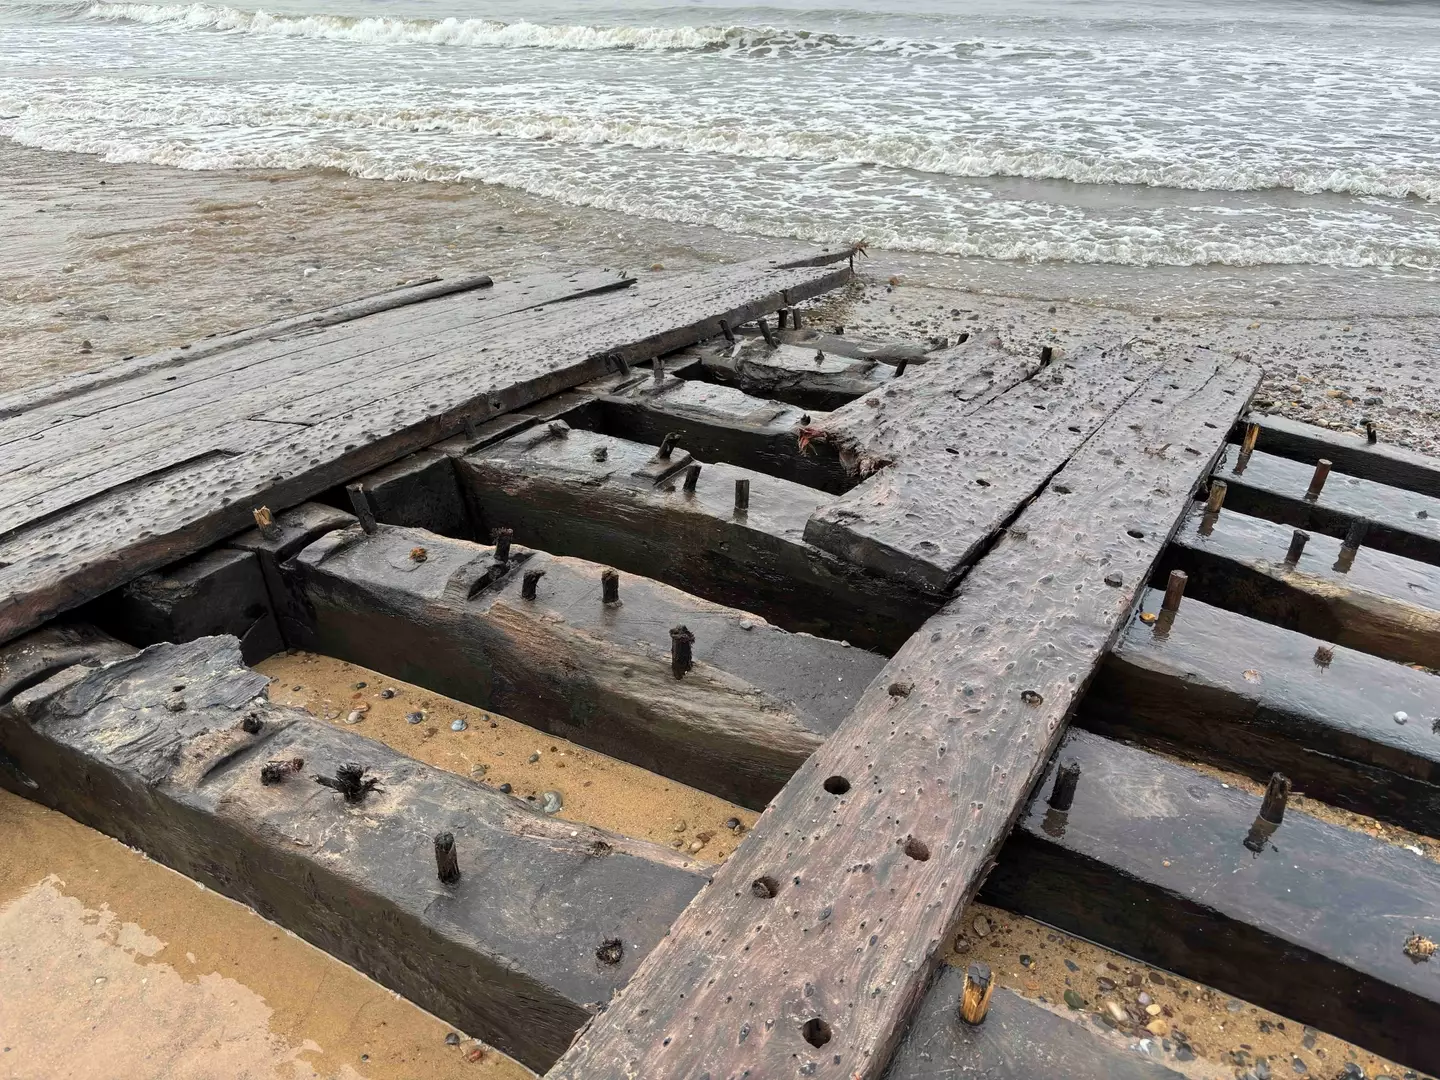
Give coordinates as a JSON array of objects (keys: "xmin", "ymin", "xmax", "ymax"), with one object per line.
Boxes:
[
  {"xmin": 959, "ymin": 963, "xmax": 995, "ymax": 1025},
  {"xmin": 1259, "ymin": 772, "xmax": 1291, "ymax": 824},
  {"xmin": 1334, "ymin": 518, "xmax": 1368, "ymax": 573},
  {"xmin": 1048, "ymin": 760, "xmax": 1081, "ymax": 812},
  {"xmin": 346, "ymin": 484, "xmax": 377, "ymax": 534},
  {"xmin": 1235, "ymin": 422, "xmax": 1260, "ymax": 474},
  {"xmin": 776, "ymin": 308, "xmax": 789, "ymax": 330},
  {"xmin": 1283, "ymin": 529, "xmax": 1310, "ymax": 567},
  {"xmin": 1305, "ymin": 459, "xmax": 1332, "ymax": 501},
  {"xmin": 894, "ymin": 359, "xmax": 908, "ymax": 377},
  {"xmin": 493, "ymin": 527, "xmax": 513, "ymax": 564},
  {"xmin": 252, "ymin": 505, "xmax": 281, "ymax": 541},
  {"xmin": 1161, "ymin": 570, "xmax": 1187, "ymax": 615},
  {"xmin": 434, "ymin": 832, "xmax": 461, "ymax": 885},
  {"xmin": 683, "ymin": 463, "xmax": 701, "ymax": 492},
  {"xmin": 601, "ymin": 568, "xmax": 619, "ymax": 604},
  {"xmin": 757, "ymin": 317, "xmax": 778, "ymax": 348},
  {"xmin": 1366, "ymin": 420, "xmax": 1378, "ymax": 445},
  {"xmin": 652, "ymin": 356, "xmax": 665, "ymax": 384},
  {"xmin": 719, "ymin": 318, "xmax": 736, "ymax": 344},
  {"xmin": 1205, "ymin": 480, "xmax": 1228, "ymax": 515},
  {"xmin": 791, "ymin": 307, "xmax": 802, "ymax": 330},
  {"xmin": 658, "ymin": 432, "xmax": 680, "ymax": 459},
  {"xmin": 734, "ymin": 478, "xmax": 750, "ymax": 511},
  {"xmin": 522, "ymin": 569, "xmax": 545, "ymax": 601},
  {"xmin": 670, "ymin": 625, "xmax": 695, "ymax": 679}
]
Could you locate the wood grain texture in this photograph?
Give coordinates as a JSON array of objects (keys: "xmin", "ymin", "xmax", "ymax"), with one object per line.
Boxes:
[
  {"xmin": 982, "ymin": 728, "xmax": 1440, "ymax": 1076},
  {"xmin": 0, "ymin": 258, "xmax": 851, "ymax": 645},
  {"xmin": 0, "ymin": 633, "xmax": 706, "ymax": 1072},
  {"xmin": 695, "ymin": 338, "xmax": 894, "ymax": 412},
  {"xmin": 1164, "ymin": 504, "xmax": 1440, "ymax": 669},
  {"xmin": 546, "ymin": 351, "xmax": 1260, "ymax": 1080},
  {"xmin": 1081, "ymin": 586, "xmax": 1440, "ymax": 836},
  {"xmin": 1240, "ymin": 412, "xmax": 1440, "ymax": 498}
]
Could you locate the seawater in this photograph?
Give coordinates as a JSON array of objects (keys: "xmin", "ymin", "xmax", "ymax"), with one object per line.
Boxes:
[{"xmin": 3, "ymin": 0, "xmax": 1439, "ymax": 293}]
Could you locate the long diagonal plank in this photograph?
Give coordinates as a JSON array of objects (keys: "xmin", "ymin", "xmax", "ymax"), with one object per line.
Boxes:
[
  {"xmin": 548, "ymin": 352, "xmax": 1261, "ymax": 1078},
  {"xmin": 0, "ymin": 257, "xmax": 851, "ymax": 644}
]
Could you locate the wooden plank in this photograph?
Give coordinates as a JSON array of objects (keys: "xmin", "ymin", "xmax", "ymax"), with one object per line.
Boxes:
[
  {"xmin": 546, "ymin": 354, "xmax": 1260, "ymax": 1079},
  {"xmin": 455, "ymin": 425, "xmax": 938, "ymax": 654},
  {"xmin": 0, "ymin": 259, "xmax": 851, "ymax": 645},
  {"xmin": 695, "ymin": 338, "xmax": 895, "ymax": 412},
  {"xmin": 0, "ymin": 273, "xmax": 494, "ymax": 421},
  {"xmin": 804, "ymin": 347, "xmax": 1153, "ymax": 592},
  {"xmin": 883, "ymin": 973, "xmax": 1186, "ymax": 1080},
  {"xmin": 981, "ymin": 728, "xmax": 1440, "ymax": 1076},
  {"xmin": 1081, "ymin": 587, "xmax": 1440, "ymax": 836},
  {"xmin": 0, "ymin": 623, "xmax": 136, "ymax": 708},
  {"xmin": 1165, "ymin": 503, "xmax": 1440, "ymax": 669},
  {"xmin": 0, "ymin": 633, "xmax": 706, "ymax": 1072},
  {"xmin": 587, "ymin": 374, "xmax": 852, "ymax": 494},
  {"xmin": 778, "ymin": 327, "xmax": 933, "ymax": 367},
  {"xmin": 293, "ymin": 523, "xmax": 885, "ymax": 808},
  {"xmin": 228, "ymin": 501, "xmax": 357, "ymax": 648},
  {"xmin": 1217, "ymin": 448, "xmax": 1440, "ymax": 565},
  {"xmin": 1239, "ymin": 412, "xmax": 1440, "ymax": 498}
]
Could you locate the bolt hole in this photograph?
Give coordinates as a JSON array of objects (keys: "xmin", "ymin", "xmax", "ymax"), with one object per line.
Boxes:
[
  {"xmin": 802, "ymin": 1018, "xmax": 832, "ymax": 1048},
  {"xmin": 751, "ymin": 875, "xmax": 779, "ymax": 899},
  {"xmin": 1067, "ymin": 425, "xmax": 1081, "ymax": 433},
  {"xmin": 1032, "ymin": 403, "xmax": 1047, "ymax": 411},
  {"xmin": 1039, "ymin": 346, "xmax": 1053, "ymax": 363},
  {"xmin": 956, "ymin": 332, "xmax": 970, "ymax": 344},
  {"xmin": 1053, "ymin": 484, "xmax": 1071, "ymax": 495},
  {"xmin": 823, "ymin": 775, "xmax": 851, "ymax": 795},
  {"xmin": 975, "ymin": 478, "xmax": 991, "ymax": 487},
  {"xmin": 945, "ymin": 447, "xmax": 960, "ymax": 456},
  {"xmin": 1127, "ymin": 528, "xmax": 1145, "ymax": 539},
  {"xmin": 596, "ymin": 938, "xmax": 623, "ymax": 965},
  {"xmin": 902, "ymin": 836, "xmax": 931, "ymax": 861}
]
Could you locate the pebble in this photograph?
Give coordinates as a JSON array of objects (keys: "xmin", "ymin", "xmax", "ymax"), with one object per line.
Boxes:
[
  {"xmin": 1019, "ymin": 954, "xmax": 1033, "ymax": 968},
  {"xmin": 1103, "ymin": 572, "xmax": 1123, "ymax": 587},
  {"xmin": 725, "ymin": 817, "xmax": 741, "ymax": 830},
  {"xmin": 445, "ymin": 1033, "xmax": 460, "ymax": 1046},
  {"xmin": 451, "ymin": 718, "xmax": 468, "ymax": 731},
  {"xmin": 1175, "ymin": 1046, "xmax": 1195, "ymax": 1063},
  {"xmin": 1227, "ymin": 998, "xmax": 1243, "ymax": 1012},
  {"xmin": 164, "ymin": 694, "xmax": 186, "ymax": 712},
  {"xmin": 1395, "ymin": 711, "xmax": 1409, "ymax": 725},
  {"xmin": 352, "ymin": 681, "xmax": 367, "ymax": 689},
  {"xmin": 1137, "ymin": 991, "xmax": 1151, "ymax": 1005},
  {"xmin": 470, "ymin": 763, "xmax": 488, "ymax": 779},
  {"xmin": 380, "ymin": 688, "xmax": 395, "ymax": 699},
  {"xmin": 1063, "ymin": 989, "xmax": 1086, "ymax": 1010},
  {"xmin": 1065, "ymin": 959, "xmax": 1080, "ymax": 973},
  {"xmin": 1145, "ymin": 1003, "xmax": 1161, "ymax": 1016},
  {"xmin": 673, "ymin": 820, "xmax": 687, "ymax": 833},
  {"xmin": 972, "ymin": 915, "xmax": 990, "ymax": 938},
  {"xmin": 1146, "ymin": 1018, "xmax": 1169, "ymax": 1036},
  {"xmin": 1097, "ymin": 977, "xmax": 1115, "ymax": 992},
  {"xmin": 406, "ymin": 711, "xmax": 425, "ymax": 725},
  {"xmin": 1104, "ymin": 1001, "xmax": 1127, "ymax": 1024},
  {"xmin": 688, "ymin": 840, "xmax": 703, "ymax": 853},
  {"xmin": 541, "ymin": 790, "xmax": 563, "ymax": 814},
  {"xmin": 528, "ymin": 752, "xmax": 541, "ymax": 763},
  {"xmin": 344, "ymin": 707, "xmax": 367, "ymax": 725},
  {"xmin": 1292, "ymin": 1057, "xmax": 1308, "ymax": 1075},
  {"xmin": 498, "ymin": 783, "xmax": 512, "ymax": 794}
]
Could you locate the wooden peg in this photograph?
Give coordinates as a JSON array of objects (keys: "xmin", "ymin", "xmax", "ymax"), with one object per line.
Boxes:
[
  {"xmin": 790, "ymin": 307, "xmax": 803, "ymax": 330},
  {"xmin": 1334, "ymin": 518, "xmax": 1368, "ymax": 573},
  {"xmin": 346, "ymin": 484, "xmax": 377, "ymax": 534},
  {"xmin": 522, "ymin": 569, "xmax": 545, "ymax": 601},
  {"xmin": 683, "ymin": 463, "xmax": 701, "ymax": 492},
  {"xmin": 1235, "ymin": 422, "xmax": 1260, "ymax": 474},
  {"xmin": 658, "ymin": 432, "xmax": 680, "ymax": 459},
  {"xmin": 776, "ymin": 308, "xmax": 789, "ymax": 330},
  {"xmin": 1366, "ymin": 420, "xmax": 1378, "ymax": 445},
  {"xmin": 1161, "ymin": 569, "xmax": 1187, "ymax": 614},
  {"xmin": 652, "ymin": 356, "xmax": 665, "ymax": 384},
  {"xmin": 719, "ymin": 318, "xmax": 736, "ymax": 344},
  {"xmin": 1048, "ymin": 760, "xmax": 1081, "ymax": 812},
  {"xmin": 1259, "ymin": 772, "xmax": 1291, "ymax": 824},
  {"xmin": 1283, "ymin": 529, "xmax": 1309, "ymax": 567},
  {"xmin": 734, "ymin": 478, "xmax": 750, "ymax": 511},
  {"xmin": 959, "ymin": 963, "xmax": 995, "ymax": 1025},
  {"xmin": 434, "ymin": 832, "xmax": 461, "ymax": 885},
  {"xmin": 1205, "ymin": 480, "xmax": 1228, "ymax": 515},
  {"xmin": 670, "ymin": 625, "xmax": 695, "ymax": 679},
  {"xmin": 757, "ymin": 317, "xmax": 777, "ymax": 348},
  {"xmin": 493, "ymin": 527, "xmax": 513, "ymax": 564},
  {"xmin": 252, "ymin": 505, "xmax": 281, "ymax": 541},
  {"xmin": 601, "ymin": 569, "xmax": 619, "ymax": 604},
  {"xmin": 894, "ymin": 359, "xmax": 908, "ymax": 377},
  {"xmin": 1305, "ymin": 459, "xmax": 1332, "ymax": 501}
]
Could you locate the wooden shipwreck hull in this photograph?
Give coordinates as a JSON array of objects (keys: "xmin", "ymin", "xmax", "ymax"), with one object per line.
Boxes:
[{"xmin": 2, "ymin": 251, "xmax": 1437, "ymax": 1079}]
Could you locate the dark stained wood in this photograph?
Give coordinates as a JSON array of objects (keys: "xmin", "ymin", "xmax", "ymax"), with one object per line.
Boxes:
[
  {"xmin": 455, "ymin": 425, "xmax": 940, "ymax": 653},
  {"xmin": 293, "ymin": 523, "xmax": 885, "ymax": 808},
  {"xmin": 693, "ymin": 338, "xmax": 895, "ymax": 411},
  {"xmin": 0, "ymin": 633, "xmax": 705, "ymax": 1072},
  {"xmin": 980, "ymin": 728, "xmax": 1440, "ymax": 1076},
  {"xmin": 1163, "ymin": 504, "xmax": 1440, "ymax": 669},
  {"xmin": 228, "ymin": 501, "xmax": 356, "ymax": 648},
  {"xmin": 546, "ymin": 353, "xmax": 1260, "ymax": 1080},
  {"xmin": 883, "ymin": 973, "xmax": 1186, "ymax": 1080},
  {"xmin": 1080, "ymin": 586, "xmax": 1440, "ymax": 836},
  {"xmin": 0, "ymin": 257, "xmax": 852, "ymax": 646},
  {"xmin": 1217, "ymin": 448, "xmax": 1440, "ymax": 565},
  {"xmin": 804, "ymin": 346, "xmax": 1154, "ymax": 592},
  {"xmin": 777, "ymin": 327, "xmax": 933, "ymax": 367},
  {"xmin": 0, "ymin": 622, "xmax": 135, "ymax": 708},
  {"xmin": 1238, "ymin": 412, "xmax": 1440, "ymax": 498}
]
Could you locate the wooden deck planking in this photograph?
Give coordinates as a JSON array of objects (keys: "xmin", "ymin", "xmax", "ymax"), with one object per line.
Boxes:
[
  {"xmin": 0, "ymin": 258, "xmax": 852, "ymax": 645},
  {"xmin": 547, "ymin": 353, "xmax": 1260, "ymax": 1079}
]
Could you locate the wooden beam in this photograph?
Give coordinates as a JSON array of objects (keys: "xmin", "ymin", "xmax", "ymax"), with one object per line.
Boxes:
[
  {"xmin": 1081, "ymin": 587, "xmax": 1440, "ymax": 836},
  {"xmin": 292, "ymin": 524, "xmax": 886, "ymax": 808},
  {"xmin": 981, "ymin": 728, "xmax": 1440, "ymax": 1076},
  {"xmin": 1217, "ymin": 448, "xmax": 1440, "ymax": 565},
  {"xmin": 546, "ymin": 353, "xmax": 1260, "ymax": 1079},
  {"xmin": 455, "ymin": 425, "xmax": 940, "ymax": 654},
  {"xmin": 1237, "ymin": 413, "xmax": 1440, "ymax": 498},
  {"xmin": 228, "ymin": 501, "xmax": 356, "ymax": 648},
  {"xmin": 1164, "ymin": 504, "xmax": 1440, "ymax": 669},
  {"xmin": 0, "ymin": 633, "xmax": 705, "ymax": 1073},
  {"xmin": 695, "ymin": 339, "xmax": 895, "ymax": 412},
  {"xmin": 776, "ymin": 327, "xmax": 933, "ymax": 367}
]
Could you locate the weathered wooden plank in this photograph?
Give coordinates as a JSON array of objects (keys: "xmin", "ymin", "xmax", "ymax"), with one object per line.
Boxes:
[
  {"xmin": 778, "ymin": 327, "xmax": 934, "ymax": 367},
  {"xmin": 228, "ymin": 501, "xmax": 357, "ymax": 648},
  {"xmin": 0, "ymin": 259, "xmax": 852, "ymax": 645},
  {"xmin": 0, "ymin": 273, "xmax": 494, "ymax": 421},
  {"xmin": 455, "ymin": 425, "xmax": 938, "ymax": 654},
  {"xmin": 1217, "ymin": 448, "xmax": 1440, "ymax": 565},
  {"xmin": 1238, "ymin": 412, "xmax": 1440, "ymax": 498},
  {"xmin": 981, "ymin": 728, "xmax": 1440, "ymax": 1076},
  {"xmin": 695, "ymin": 338, "xmax": 895, "ymax": 412},
  {"xmin": 0, "ymin": 623, "xmax": 135, "ymax": 708},
  {"xmin": 1164, "ymin": 503, "xmax": 1440, "ymax": 668},
  {"xmin": 883, "ymin": 973, "xmax": 1186, "ymax": 1080},
  {"xmin": 547, "ymin": 354, "xmax": 1260, "ymax": 1079},
  {"xmin": 585, "ymin": 374, "xmax": 851, "ymax": 494},
  {"xmin": 0, "ymin": 633, "xmax": 706, "ymax": 1072},
  {"xmin": 804, "ymin": 348, "xmax": 1153, "ymax": 592},
  {"xmin": 293, "ymin": 523, "xmax": 884, "ymax": 807},
  {"xmin": 1081, "ymin": 586, "xmax": 1440, "ymax": 835}
]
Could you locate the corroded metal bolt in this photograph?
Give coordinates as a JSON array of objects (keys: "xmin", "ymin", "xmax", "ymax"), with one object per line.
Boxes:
[
  {"xmin": 1305, "ymin": 459, "xmax": 1332, "ymax": 501},
  {"xmin": 1259, "ymin": 772, "xmax": 1291, "ymax": 824},
  {"xmin": 683, "ymin": 463, "xmax": 701, "ymax": 492},
  {"xmin": 493, "ymin": 527, "xmax": 513, "ymax": 563},
  {"xmin": 670, "ymin": 625, "xmax": 695, "ymax": 678},
  {"xmin": 1283, "ymin": 529, "xmax": 1310, "ymax": 567},
  {"xmin": 1048, "ymin": 760, "xmax": 1081, "ymax": 812},
  {"xmin": 601, "ymin": 568, "xmax": 619, "ymax": 604},
  {"xmin": 734, "ymin": 478, "xmax": 750, "ymax": 511},
  {"xmin": 346, "ymin": 484, "xmax": 378, "ymax": 534}
]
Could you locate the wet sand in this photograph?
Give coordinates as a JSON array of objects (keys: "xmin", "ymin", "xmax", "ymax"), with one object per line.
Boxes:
[{"xmin": 0, "ymin": 788, "xmax": 532, "ymax": 1080}]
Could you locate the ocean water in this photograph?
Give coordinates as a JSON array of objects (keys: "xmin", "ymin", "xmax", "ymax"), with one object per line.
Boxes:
[{"xmin": 3, "ymin": 0, "xmax": 1440, "ymax": 302}]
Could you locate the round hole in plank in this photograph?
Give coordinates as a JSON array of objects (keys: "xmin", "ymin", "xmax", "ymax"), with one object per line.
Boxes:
[
  {"xmin": 956, "ymin": 332, "xmax": 970, "ymax": 343},
  {"xmin": 802, "ymin": 1018, "xmax": 832, "ymax": 1048},
  {"xmin": 751, "ymin": 876, "xmax": 779, "ymax": 899},
  {"xmin": 823, "ymin": 775, "xmax": 851, "ymax": 795},
  {"xmin": 975, "ymin": 478, "xmax": 991, "ymax": 487},
  {"xmin": 902, "ymin": 836, "xmax": 931, "ymax": 861},
  {"xmin": 945, "ymin": 447, "xmax": 960, "ymax": 456},
  {"xmin": 1127, "ymin": 528, "xmax": 1146, "ymax": 539},
  {"xmin": 1040, "ymin": 346, "xmax": 1054, "ymax": 363}
]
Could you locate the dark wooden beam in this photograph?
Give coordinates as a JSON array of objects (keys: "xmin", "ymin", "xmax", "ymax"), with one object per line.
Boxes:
[
  {"xmin": 1217, "ymin": 448, "xmax": 1440, "ymax": 566},
  {"xmin": 1081, "ymin": 586, "xmax": 1440, "ymax": 836},
  {"xmin": 1163, "ymin": 503, "xmax": 1440, "ymax": 669},
  {"xmin": 694, "ymin": 338, "xmax": 895, "ymax": 412},
  {"xmin": 1237, "ymin": 413, "xmax": 1440, "ymax": 498},
  {"xmin": 455, "ymin": 425, "xmax": 939, "ymax": 654},
  {"xmin": 546, "ymin": 353, "xmax": 1260, "ymax": 1079},
  {"xmin": 0, "ymin": 633, "xmax": 705, "ymax": 1073},
  {"xmin": 981, "ymin": 728, "xmax": 1440, "ymax": 1077},
  {"xmin": 229, "ymin": 501, "xmax": 356, "ymax": 648},
  {"xmin": 292, "ymin": 523, "xmax": 886, "ymax": 808}
]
